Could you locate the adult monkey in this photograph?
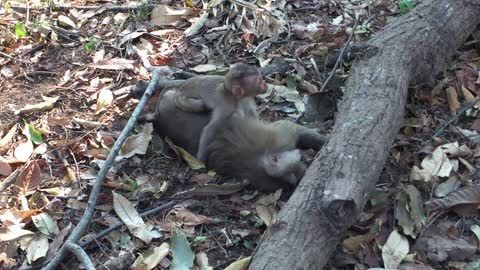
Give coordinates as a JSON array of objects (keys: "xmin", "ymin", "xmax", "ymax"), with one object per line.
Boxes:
[{"xmin": 154, "ymin": 89, "xmax": 327, "ymax": 191}]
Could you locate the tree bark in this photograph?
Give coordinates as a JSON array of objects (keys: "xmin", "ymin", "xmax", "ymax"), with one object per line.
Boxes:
[{"xmin": 249, "ymin": 1, "xmax": 480, "ymax": 269}]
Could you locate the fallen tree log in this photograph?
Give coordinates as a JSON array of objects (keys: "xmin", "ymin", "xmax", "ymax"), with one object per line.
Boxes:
[{"xmin": 249, "ymin": 1, "xmax": 480, "ymax": 269}]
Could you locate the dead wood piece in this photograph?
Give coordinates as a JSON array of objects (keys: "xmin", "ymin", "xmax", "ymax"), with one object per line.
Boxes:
[{"xmin": 249, "ymin": 1, "xmax": 480, "ymax": 269}]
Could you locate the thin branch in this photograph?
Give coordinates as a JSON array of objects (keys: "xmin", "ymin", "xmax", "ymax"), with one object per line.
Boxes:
[
  {"xmin": 79, "ymin": 200, "xmax": 180, "ymax": 248},
  {"xmin": 431, "ymin": 96, "xmax": 480, "ymax": 138},
  {"xmin": 64, "ymin": 242, "xmax": 95, "ymax": 270},
  {"xmin": 0, "ymin": 168, "xmax": 21, "ymax": 192},
  {"xmin": 318, "ymin": 20, "xmax": 358, "ymax": 93},
  {"xmin": 42, "ymin": 50, "xmax": 161, "ymax": 270},
  {"xmin": 295, "ymin": 20, "xmax": 358, "ymax": 123}
]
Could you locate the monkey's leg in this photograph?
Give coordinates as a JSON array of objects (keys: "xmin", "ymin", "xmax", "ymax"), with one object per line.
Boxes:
[
  {"xmin": 297, "ymin": 128, "xmax": 327, "ymax": 151},
  {"xmin": 270, "ymin": 120, "xmax": 326, "ymax": 151},
  {"xmin": 175, "ymin": 94, "xmax": 208, "ymax": 113},
  {"xmin": 196, "ymin": 110, "xmax": 226, "ymax": 162}
]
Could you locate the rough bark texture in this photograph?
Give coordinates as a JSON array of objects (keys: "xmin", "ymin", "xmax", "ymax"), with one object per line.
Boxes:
[{"xmin": 249, "ymin": 1, "xmax": 480, "ymax": 269}]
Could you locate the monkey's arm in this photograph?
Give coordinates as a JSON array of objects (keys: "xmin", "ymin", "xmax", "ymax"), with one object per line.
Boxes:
[
  {"xmin": 297, "ymin": 128, "xmax": 327, "ymax": 150},
  {"xmin": 196, "ymin": 109, "xmax": 231, "ymax": 162}
]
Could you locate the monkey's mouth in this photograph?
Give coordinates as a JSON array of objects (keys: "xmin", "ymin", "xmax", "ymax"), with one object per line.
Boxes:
[{"xmin": 261, "ymin": 83, "xmax": 268, "ymax": 93}]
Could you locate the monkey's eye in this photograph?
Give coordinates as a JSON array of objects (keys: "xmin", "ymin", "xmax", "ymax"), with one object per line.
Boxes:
[{"xmin": 272, "ymin": 155, "xmax": 278, "ymax": 162}]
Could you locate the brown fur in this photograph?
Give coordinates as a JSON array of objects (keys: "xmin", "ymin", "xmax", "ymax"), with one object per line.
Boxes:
[
  {"xmin": 154, "ymin": 90, "xmax": 326, "ymax": 191},
  {"xmin": 170, "ymin": 63, "xmax": 266, "ymax": 162}
]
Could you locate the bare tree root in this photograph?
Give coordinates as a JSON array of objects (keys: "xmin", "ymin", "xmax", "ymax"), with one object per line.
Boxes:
[
  {"xmin": 41, "ymin": 47, "xmax": 162, "ymax": 270},
  {"xmin": 249, "ymin": 0, "xmax": 480, "ymax": 269}
]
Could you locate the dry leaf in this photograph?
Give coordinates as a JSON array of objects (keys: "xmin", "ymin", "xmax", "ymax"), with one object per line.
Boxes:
[
  {"xmin": 166, "ymin": 206, "xmax": 213, "ymax": 226},
  {"xmin": 96, "ymin": 89, "xmax": 114, "ymax": 113},
  {"xmin": 185, "ymin": 12, "xmax": 209, "ymax": 37},
  {"xmin": 0, "ymin": 225, "xmax": 35, "ymax": 243},
  {"xmin": 58, "ymin": 15, "xmax": 76, "ymax": 28},
  {"xmin": 151, "ymin": 5, "xmax": 192, "ymax": 26},
  {"xmin": 224, "ymin": 257, "xmax": 251, "ymax": 270},
  {"xmin": 14, "ymin": 160, "xmax": 45, "ymax": 191},
  {"xmin": 410, "ymin": 143, "xmax": 454, "ymax": 182},
  {"xmin": 132, "ymin": 243, "xmax": 170, "ymax": 270},
  {"xmin": 113, "ymin": 192, "xmax": 158, "ymax": 243},
  {"xmin": 445, "ymin": 86, "xmax": 460, "ymax": 116},
  {"xmin": 14, "ymin": 141, "xmax": 33, "ymax": 162},
  {"xmin": 0, "ymin": 124, "xmax": 17, "ymax": 154},
  {"xmin": 177, "ymin": 147, "xmax": 205, "ymax": 170},
  {"xmin": 190, "ymin": 64, "xmax": 217, "ymax": 73},
  {"xmin": 89, "ymin": 58, "xmax": 135, "ymax": 70},
  {"xmin": 26, "ymin": 234, "xmax": 49, "ymax": 263},
  {"xmin": 93, "ymin": 49, "xmax": 105, "ymax": 63},
  {"xmin": 382, "ymin": 230, "xmax": 409, "ymax": 269},
  {"xmin": 119, "ymin": 123, "xmax": 153, "ymax": 159},
  {"xmin": 46, "ymin": 224, "xmax": 71, "ymax": 260},
  {"xmin": 428, "ymin": 184, "xmax": 480, "ymax": 215},
  {"xmin": 0, "ymin": 156, "xmax": 12, "ymax": 176},
  {"xmin": 0, "ymin": 209, "xmax": 41, "ymax": 226},
  {"xmin": 196, "ymin": 252, "xmax": 213, "ymax": 270}
]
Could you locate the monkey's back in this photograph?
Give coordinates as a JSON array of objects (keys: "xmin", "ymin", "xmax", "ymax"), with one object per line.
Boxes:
[{"xmin": 178, "ymin": 75, "xmax": 225, "ymax": 106}]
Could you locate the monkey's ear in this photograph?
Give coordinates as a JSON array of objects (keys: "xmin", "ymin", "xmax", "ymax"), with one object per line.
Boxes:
[{"xmin": 231, "ymin": 86, "xmax": 245, "ymax": 97}]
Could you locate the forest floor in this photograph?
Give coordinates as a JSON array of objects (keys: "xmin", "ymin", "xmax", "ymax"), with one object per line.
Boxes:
[{"xmin": 1, "ymin": 0, "xmax": 480, "ymax": 269}]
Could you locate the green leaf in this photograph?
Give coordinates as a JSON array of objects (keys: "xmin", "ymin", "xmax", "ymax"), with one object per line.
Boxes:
[
  {"xmin": 243, "ymin": 240, "xmax": 254, "ymax": 250},
  {"xmin": 406, "ymin": 185, "xmax": 426, "ymax": 231},
  {"xmin": 15, "ymin": 21, "xmax": 27, "ymax": 37},
  {"xmin": 285, "ymin": 74, "xmax": 297, "ymax": 90},
  {"xmin": 39, "ymin": 20, "xmax": 51, "ymax": 30},
  {"xmin": 24, "ymin": 122, "xmax": 43, "ymax": 144},
  {"xmin": 399, "ymin": 0, "xmax": 414, "ymax": 13},
  {"xmin": 84, "ymin": 36, "xmax": 100, "ymax": 52},
  {"xmin": 466, "ymin": 262, "xmax": 480, "ymax": 270},
  {"xmin": 395, "ymin": 192, "xmax": 416, "ymax": 237},
  {"xmin": 171, "ymin": 231, "xmax": 195, "ymax": 270}
]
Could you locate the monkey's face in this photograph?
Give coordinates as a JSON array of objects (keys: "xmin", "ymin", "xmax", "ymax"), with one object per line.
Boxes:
[{"xmin": 243, "ymin": 73, "xmax": 267, "ymax": 95}]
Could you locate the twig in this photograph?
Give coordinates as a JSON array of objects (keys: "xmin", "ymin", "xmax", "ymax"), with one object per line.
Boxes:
[
  {"xmin": 431, "ymin": 96, "xmax": 480, "ymax": 138},
  {"xmin": 14, "ymin": 71, "xmax": 56, "ymax": 80},
  {"xmin": 1, "ymin": 43, "xmax": 47, "ymax": 67},
  {"xmin": 64, "ymin": 243, "xmax": 95, "ymax": 270},
  {"xmin": 79, "ymin": 200, "xmax": 180, "ymax": 248},
  {"xmin": 42, "ymin": 49, "xmax": 161, "ymax": 270},
  {"xmin": 294, "ymin": 20, "xmax": 358, "ymax": 123},
  {"xmin": 318, "ymin": 20, "xmax": 358, "ymax": 93},
  {"xmin": 0, "ymin": 168, "xmax": 21, "ymax": 192},
  {"xmin": 204, "ymin": 226, "xmax": 229, "ymax": 256}
]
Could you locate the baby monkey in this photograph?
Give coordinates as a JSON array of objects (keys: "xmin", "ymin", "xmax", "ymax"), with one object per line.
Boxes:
[{"xmin": 174, "ymin": 63, "xmax": 267, "ymax": 162}]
